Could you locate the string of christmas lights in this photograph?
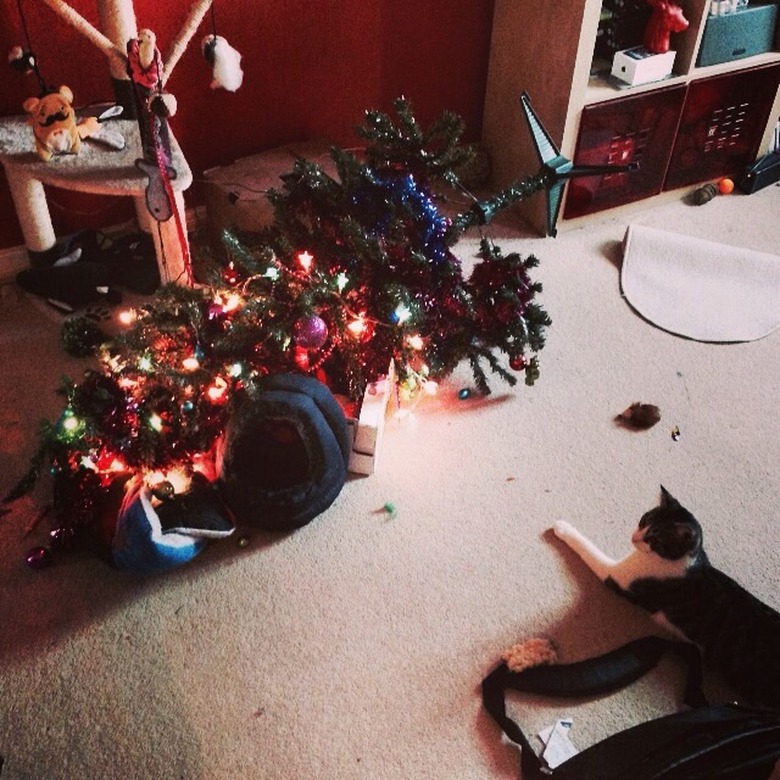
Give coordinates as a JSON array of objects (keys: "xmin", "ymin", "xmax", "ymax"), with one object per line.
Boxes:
[{"xmin": 5, "ymin": 97, "xmax": 551, "ymax": 567}]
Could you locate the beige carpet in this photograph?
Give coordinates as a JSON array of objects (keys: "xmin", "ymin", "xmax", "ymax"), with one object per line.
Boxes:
[{"xmin": 0, "ymin": 185, "xmax": 779, "ymax": 779}]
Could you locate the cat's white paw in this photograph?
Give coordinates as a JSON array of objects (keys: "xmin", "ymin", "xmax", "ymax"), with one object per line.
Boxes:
[{"xmin": 553, "ymin": 521, "xmax": 574, "ymax": 539}]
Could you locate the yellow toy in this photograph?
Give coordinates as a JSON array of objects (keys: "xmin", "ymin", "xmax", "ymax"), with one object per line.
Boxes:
[
  {"xmin": 502, "ymin": 636, "xmax": 558, "ymax": 672},
  {"xmin": 22, "ymin": 86, "xmax": 99, "ymax": 162}
]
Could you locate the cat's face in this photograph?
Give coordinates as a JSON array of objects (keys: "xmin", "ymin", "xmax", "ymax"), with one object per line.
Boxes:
[{"xmin": 632, "ymin": 486, "xmax": 703, "ymax": 561}]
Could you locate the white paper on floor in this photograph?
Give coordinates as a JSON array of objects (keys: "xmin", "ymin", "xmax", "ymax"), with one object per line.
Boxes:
[{"xmin": 538, "ymin": 718, "xmax": 579, "ymax": 769}]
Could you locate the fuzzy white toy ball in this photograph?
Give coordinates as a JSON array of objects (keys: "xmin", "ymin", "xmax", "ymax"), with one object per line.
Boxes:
[{"xmin": 201, "ymin": 34, "xmax": 244, "ymax": 92}]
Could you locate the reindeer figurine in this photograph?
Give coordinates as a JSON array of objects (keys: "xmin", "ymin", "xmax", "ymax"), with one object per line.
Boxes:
[{"xmin": 643, "ymin": 0, "xmax": 689, "ymax": 54}]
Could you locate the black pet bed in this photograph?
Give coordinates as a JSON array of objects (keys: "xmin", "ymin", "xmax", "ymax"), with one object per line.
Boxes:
[{"xmin": 218, "ymin": 373, "xmax": 351, "ymax": 532}]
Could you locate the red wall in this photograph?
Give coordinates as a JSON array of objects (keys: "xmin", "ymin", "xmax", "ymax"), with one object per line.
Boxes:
[{"xmin": 0, "ymin": 0, "xmax": 495, "ymax": 250}]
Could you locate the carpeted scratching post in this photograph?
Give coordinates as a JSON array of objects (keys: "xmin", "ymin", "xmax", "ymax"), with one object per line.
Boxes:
[{"xmin": 0, "ymin": 0, "xmax": 218, "ymax": 286}]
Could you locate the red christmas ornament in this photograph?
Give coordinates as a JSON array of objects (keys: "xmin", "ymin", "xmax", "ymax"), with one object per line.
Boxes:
[
  {"xmin": 222, "ymin": 263, "xmax": 240, "ymax": 286},
  {"xmin": 49, "ymin": 525, "xmax": 77, "ymax": 552},
  {"xmin": 509, "ymin": 354, "xmax": 527, "ymax": 371},
  {"xmin": 206, "ymin": 301, "xmax": 225, "ymax": 321}
]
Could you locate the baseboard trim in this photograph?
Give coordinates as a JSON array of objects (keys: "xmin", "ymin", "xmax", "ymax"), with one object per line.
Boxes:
[{"xmin": 0, "ymin": 245, "xmax": 29, "ymax": 282}]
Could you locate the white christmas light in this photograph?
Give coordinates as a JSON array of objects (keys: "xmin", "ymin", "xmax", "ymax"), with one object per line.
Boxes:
[
  {"xmin": 297, "ymin": 250, "xmax": 314, "ymax": 272},
  {"xmin": 118, "ymin": 308, "xmax": 137, "ymax": 326},
  {"xmin": 62, "ymin": 412, "xmax": 80, "ymax": 433},
  {"xmin": 394, "ymin": 304, "xmax": 412, "ymax": 324}
]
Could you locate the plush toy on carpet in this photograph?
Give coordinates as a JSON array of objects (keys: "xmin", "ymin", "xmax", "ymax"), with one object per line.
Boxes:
[
  {"xmin": 502, "ymin": 637, "xmax": 559, "ymax": 672},
  {"xmin": 111, "ymin": 471, "xmax": 235, "ymax": 575}
]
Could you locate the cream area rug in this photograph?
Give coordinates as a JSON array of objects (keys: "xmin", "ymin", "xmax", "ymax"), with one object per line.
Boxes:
[{"xmin": 621, "ymin": 223, "xmax": 780, "ymax": 342}]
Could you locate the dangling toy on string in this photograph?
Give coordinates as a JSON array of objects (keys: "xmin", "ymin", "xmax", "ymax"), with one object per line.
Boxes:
[
  {"xmin": 126, "ymin": 28, "xmax": 178, "ymax": 221},
  {"xmin": 8, "ymin": 46, "xmax": 45, "ymax": 92},
  {"xmin": 124, "ymin": 24, "xmax": 193, "ymax": 286},
  {"xmin": 8, "ymin": 0, "xmax": 49, "ymax": 94},
  {"xmin": 201, "ymin": 0, "xmax": 244, "ymax": 91}
]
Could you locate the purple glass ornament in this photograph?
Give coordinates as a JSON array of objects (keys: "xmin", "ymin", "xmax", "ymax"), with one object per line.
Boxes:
[
  {"xmin": 294, "ymin": 315, "xmax": 328, "ymax": 350},
  {"xmin": 26, "ymin": 545, "xmax": 53, "ymax": 569}
]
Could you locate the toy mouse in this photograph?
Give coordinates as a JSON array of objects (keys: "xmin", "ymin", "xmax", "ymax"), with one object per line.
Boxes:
[
  {"xmin": 201, "ymin": 34, "xmax": 244, "ymax": 92},
  {"xmin": 23, "ymin": 85, "xmax": 99, "ymax": 161}
]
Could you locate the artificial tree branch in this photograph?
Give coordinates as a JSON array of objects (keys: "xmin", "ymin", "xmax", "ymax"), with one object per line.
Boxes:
[{"xmin": 162, "ymin": 0, "xmax": 213, "ymax": 85}]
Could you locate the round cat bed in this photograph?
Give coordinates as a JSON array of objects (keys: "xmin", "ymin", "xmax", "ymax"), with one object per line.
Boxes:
[{"xmin": 218, "ymin": 373, "xmax": 351, "ymax": 532}]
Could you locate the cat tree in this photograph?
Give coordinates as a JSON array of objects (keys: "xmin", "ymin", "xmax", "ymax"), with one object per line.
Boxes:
[{"xmin": 0, "ymin": 0, "xmax": 215, "ymax": 285}]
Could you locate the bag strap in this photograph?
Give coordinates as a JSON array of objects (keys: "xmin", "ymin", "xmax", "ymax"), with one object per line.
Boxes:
[{"xmin": 481, "ymin": 636, "xmax": 707, "ymax": 778}]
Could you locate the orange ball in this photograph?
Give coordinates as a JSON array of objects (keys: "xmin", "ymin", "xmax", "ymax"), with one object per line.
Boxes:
[{"xmin": 718, "ymin": 178, "xmax": 734, "ymax": 194}]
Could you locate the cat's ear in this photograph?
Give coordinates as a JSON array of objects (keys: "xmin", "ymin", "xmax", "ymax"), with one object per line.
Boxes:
[
  {"xmin": 674, "ymin": 522, "xmax": 695, "ymax": 549},
  {"xmin": 660, "ymin": 485, "xmax": 674, "ymax": 505}
]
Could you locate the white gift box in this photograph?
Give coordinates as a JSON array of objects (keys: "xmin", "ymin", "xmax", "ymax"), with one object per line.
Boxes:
[
  {"xmin": 345, "ymin": 362, "xmax": 396, "ymax": 476},
  {"xmin": 611, "ymin": 47, "xmax": 676, "ymax": 86}
]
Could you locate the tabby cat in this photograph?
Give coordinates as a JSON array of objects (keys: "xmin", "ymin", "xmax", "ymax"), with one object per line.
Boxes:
[{"xmin": 553, "ymin": 486, "xmax": 780, "ymax": 708}]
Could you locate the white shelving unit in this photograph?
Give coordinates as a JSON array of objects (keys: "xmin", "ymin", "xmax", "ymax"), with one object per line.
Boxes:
[{"xmin": 482, "ymin": 0, "xmax": 780, "ymax": 234}]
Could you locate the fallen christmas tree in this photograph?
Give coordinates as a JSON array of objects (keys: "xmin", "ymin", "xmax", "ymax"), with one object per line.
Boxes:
[{"xmin": 4, "ymin": 97, "xmax": 551, "ymax": 572}]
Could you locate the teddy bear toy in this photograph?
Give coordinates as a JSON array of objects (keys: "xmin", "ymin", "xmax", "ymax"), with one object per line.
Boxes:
[{"xmin": 22, "ymin": 85, "xmax": 99, "ymax": 161}]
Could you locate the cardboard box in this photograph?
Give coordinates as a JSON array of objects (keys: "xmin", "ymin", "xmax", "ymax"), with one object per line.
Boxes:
[
  {"xmin": 339, "ymin": 362, "xmax": 397, "ymax": 476},
  {"xmin": 611, "ymin": 46, "xmax": 676, "ymax": 86}
]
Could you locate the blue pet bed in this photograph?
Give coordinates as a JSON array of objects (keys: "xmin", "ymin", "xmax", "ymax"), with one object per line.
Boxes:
[{"xmin": 218, "ymin": 373, "xmax": 351, "ymax": 532}]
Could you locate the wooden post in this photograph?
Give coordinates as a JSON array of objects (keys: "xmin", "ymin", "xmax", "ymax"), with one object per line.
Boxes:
[
  {"xmin": 163, "ymin": 0, "xmax": 214, "ymax": 84},
  {"xmin": 97, "ymin": 0, "xmax": 137, "ymax": 79},
  {"xmin": 5, "ymin": 170, "xmax": 56, "ymax": 254}
]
